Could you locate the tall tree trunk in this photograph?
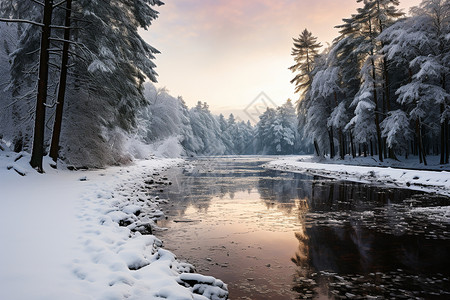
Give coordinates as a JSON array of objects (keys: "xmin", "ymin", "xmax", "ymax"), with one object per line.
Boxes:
[
  {"xmin": 313, "ymin": 139, "xmax": 321, "ymax": 157},
  {"xmin": 370, "ymin": 140, "xmax": 374, "ymax": 157},
  {"xmin": 382, "ymin": 56, "xmax": 397, "ymax": 159},
  {"xmin": 338, "ymin": 129, "xmax": 344, "ymax": 159},
  {"xmin": 350, "ymin": 132, "xmax": 356, "ymax": 158},
  {"xmin": 446, "ymin": 121, "xmax": 449, "ymax": 164},
  {"xmin": 329, "ymin": 129, "xmax": 335, "ymax": 159},
  {"xmin": 440, "ymin": 104, "xmax": 445, "ymax": 164},
  {"xmin": 333, "ymin": 92, "xmax": 345, "ymax": 160},
  {"xmin": 50, "ymin": 0, "xmax": 72, "ymax": 163},
  {"xmin": 30, "ymin": 0, "xmax": 53, "ymax": 172},
  {"xmin": 416, "ymin": 118, "xmax": 427, "ymax": 166},
  {"xmin": 440, "ymin": 71, "xmax": 448, "ymax": 164},
  {"xmin": 371, "ymin": 57, "xmax": 383, "ymax": 162}
]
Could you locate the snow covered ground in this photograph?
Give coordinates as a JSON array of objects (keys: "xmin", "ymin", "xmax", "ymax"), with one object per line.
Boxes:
[
  {"xmin": 265, "ymin": 155, "xmax": 450, "ymax": 197},
  {"xmin": 0, "ymin": 151, "xmax": 227, "ymax": 300}
]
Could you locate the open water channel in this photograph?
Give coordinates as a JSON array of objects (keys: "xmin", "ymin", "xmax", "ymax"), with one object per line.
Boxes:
[{"xmin": 153, "ymin": 157, "xmax": 450, "ymax": 299}]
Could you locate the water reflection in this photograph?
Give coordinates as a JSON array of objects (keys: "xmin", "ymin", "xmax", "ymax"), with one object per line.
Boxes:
[
  {"xmin": 156, "ymin": 157, "xmax": 450, "ymax": 299},
  {"xmin": 290, "ymin": 180, "xmax": 450, "ymax": 299}
]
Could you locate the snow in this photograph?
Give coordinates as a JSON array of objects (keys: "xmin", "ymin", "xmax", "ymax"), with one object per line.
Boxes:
[
  {"xmin": 265, "ymin": 155, "xmax": 450, "ymax": 196},
  {"xmin": 0, "ymin": 150, "xmax": 228, "ymax": 300}
]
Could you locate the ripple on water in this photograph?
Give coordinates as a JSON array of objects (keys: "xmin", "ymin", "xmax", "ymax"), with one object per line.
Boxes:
[{"xmin": 149, "ymin": 157, "xmax": 450, "ymax": 299}]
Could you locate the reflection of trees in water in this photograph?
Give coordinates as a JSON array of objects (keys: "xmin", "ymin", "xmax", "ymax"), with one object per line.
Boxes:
[
  {"xmin": 290, "ymin": 179, "xmax": 450, "ymax": 298},
  {"xmin": 159, "ymin": 158, "xmax": 450, "ymax": 298},
  {"xmin": 257, "ymin": 171, "xmax": 313, "ymax": 216},
  {"xmin": 163, "ymin": 159, "xmax": 264, "ymax": 215}
]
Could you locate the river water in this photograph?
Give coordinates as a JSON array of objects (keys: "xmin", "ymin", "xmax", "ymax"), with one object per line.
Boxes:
[{"xmin": 154, "ymin": 157, "xmax": 450, "ymax": 299}]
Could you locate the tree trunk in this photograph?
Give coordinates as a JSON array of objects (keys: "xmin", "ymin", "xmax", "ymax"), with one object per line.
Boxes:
[
  {"xmin": 328, "ymin": 129, "xmax": 335, "ymax": 159},
  {"xmin": 416, "ymin": 118, "xmax": 427, "ymax": 166},
  {"xmin": 350, "ymin": 132, "xmax": 356, "ymax": 158},
  {"xmin": 50, "ymin": 0, "xmax": 72, "ymax": 163},
  {"xmin": 338, "ymin": 129, "xmax": 344, "ymax": 159},
  {"xmin": 313, "ymin": 139, "xmax": 321, "ymax": 157},
  {"xmin": 30, "ymin": 0, "xmax": 54, "ymax": 173},
  {"xmin": 446, "ymin": 121, "xmax": 449, "ymax": 164},
  {"xmin": 440, "ymin": 103, "xmax": 445, "ymax": 164},
  {"xmin": 371, "ymin": 57, "xmax": 383, "ymax": 162},
  {"xmin": 370, "ymin": 140, "xmax": 374, "ymax": 157}
]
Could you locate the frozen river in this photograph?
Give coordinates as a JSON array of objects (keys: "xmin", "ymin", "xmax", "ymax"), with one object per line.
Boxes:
[{"xmin": 155, "ymin": 157, "xmax": 450, "ymax": 299}]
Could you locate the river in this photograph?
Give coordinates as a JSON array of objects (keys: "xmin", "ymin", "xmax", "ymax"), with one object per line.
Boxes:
[{"xmin": 153, "ymin": 156, "xmax": 450, "ymax": 299}]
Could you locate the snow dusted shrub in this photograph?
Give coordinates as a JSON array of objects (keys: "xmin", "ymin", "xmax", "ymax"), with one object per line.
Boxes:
[
  {"xmin": 381, "ymin": 110, "xmax": 413, "ymax": 153},
  {"xmin": 153, "ymin": 136, "xmax": 185, "ymax": 158},
  {"xmin": 59, "ymin": 91, "xmax": 133, "ymax": 168}
]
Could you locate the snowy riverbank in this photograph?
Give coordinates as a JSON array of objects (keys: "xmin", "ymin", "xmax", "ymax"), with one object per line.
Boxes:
[
  {"xmin": 264, "ymin": 155, "xmax": 450, "ymax": 197},
  {"xmin": 0, "ymin": 151, "xmax": 228, "ymax": 300}
]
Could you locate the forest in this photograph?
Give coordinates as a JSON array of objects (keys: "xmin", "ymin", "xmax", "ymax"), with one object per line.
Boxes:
[
  {"xmin": 291, "ymin": 0, "xmax": 449, "ymax": 165},
  {"xmin": 0, "ymin": 1, "xmax": 306, "ymax": 171},
  {"xmin": 0, "ymin": 0, "xmax": 449, "ymax": 171}
]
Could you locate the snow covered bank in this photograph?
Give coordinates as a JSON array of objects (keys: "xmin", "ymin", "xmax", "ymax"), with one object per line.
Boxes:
[
  {"xmin": 264, "ymin": 156, "xmax": 450, "ymax": 196},
  {"xmin": 0, "ymin": 151, "xmax": 228, "ymax": 300}
]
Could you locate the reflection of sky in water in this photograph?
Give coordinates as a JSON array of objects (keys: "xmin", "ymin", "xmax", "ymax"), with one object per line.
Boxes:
[{"xmin": 156, "ymin": 157, "xmax": 450, "ymax": 300}]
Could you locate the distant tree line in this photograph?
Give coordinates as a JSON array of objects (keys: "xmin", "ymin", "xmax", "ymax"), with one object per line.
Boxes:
[
  {"xmin": 291, "ymin": 0, "xmax": 449, "ymax": 165},
  {"xmin": 138, "ymin": 84, "xmax": 307, "ymax": 157}
]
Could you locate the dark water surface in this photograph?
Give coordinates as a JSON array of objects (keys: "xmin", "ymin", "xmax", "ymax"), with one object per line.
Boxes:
[{"xmin": 155, "ymin": 157, "xmax": 450, "ymax": 299}]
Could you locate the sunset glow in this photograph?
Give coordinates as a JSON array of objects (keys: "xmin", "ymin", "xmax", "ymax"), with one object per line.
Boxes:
[{"xmin": 141, "ymin": 0, "xmax": 422, "ymax": 121}]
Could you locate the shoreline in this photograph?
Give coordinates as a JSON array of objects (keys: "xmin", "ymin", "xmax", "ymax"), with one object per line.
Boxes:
[
  {"xmin": 0, "ymin": 151, "xmax": 228, "ymax": 300},
  {"xmin": 264, "ymin": 155, "xmax": 450, "ymax": 197}
]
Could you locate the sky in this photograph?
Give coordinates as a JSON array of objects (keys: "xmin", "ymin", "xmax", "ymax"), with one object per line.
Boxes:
[{"xmin": 140, "ymin": 0, "xmax": 422, "ymax": 122}]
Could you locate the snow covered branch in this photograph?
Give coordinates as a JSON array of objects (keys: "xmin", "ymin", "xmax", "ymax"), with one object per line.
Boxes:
[
  {"xmin": 53, "ymin": 0, "xmax": 67, "ymax": 9},
  {"xmin": 0, "ymin": 18, "xmax": 44, "ymax": 27},
  {"xmin": 30, "ymin": 0, "xmax": 45, "ymax": 6}
]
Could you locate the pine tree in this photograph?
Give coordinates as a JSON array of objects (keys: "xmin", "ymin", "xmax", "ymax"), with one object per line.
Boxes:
[
  {"xmin": 290, "ymin": 29, "xmax": 322, "ymax": 156},
  {"xmin": 328, "ymin": 35, "xmax": 362, "ymax": 158},
  {"xmin": 289, "ymin": 29, "xmax": 322, "ymax": 95},
  {"xmin": 380, "ymin": 0, "xmax": 450, "ymax": 164},
  {"xmin": 1, "ymin": 0, "xmax": 164, "ymax": 169},
  {"xmin": 336, "ymin": 0, "xmax": 403, "ymax": 161}
]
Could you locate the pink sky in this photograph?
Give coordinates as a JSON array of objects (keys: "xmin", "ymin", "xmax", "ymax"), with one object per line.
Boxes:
[{"xmin": 141, "ymin": 0, "xmax": 422, "ymax": 121}]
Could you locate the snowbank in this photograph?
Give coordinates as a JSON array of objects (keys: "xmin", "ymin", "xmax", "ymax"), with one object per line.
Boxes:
[
  {"xmin": 265, "ymin": 156, "xmax": 450, "ymax": 196},
  {"xmin": 0, "ymin": 151, "xmax": 228, "ymax": 300}
]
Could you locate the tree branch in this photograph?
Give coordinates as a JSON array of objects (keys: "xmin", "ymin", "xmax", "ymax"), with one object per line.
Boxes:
[
  {"xmin": 50, "ymin": 25, "xmax": 81, "ymax": 30},
  {"xmin": 49, "ymin": 37, "xmax": 85, "ymax": 47},
  {"xmin": 53, "ymin": 0, "xmax": 67, "ymax": 9},
  {"xmin": 30, "ymin": 0, "xmax": 45, "ymax": 6},
  {"xmin": 0, "ymin": 18, "xmax": 44, "ymax": 27}
]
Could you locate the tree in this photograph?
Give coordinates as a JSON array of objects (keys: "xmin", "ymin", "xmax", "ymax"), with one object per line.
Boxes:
[
  {"xmin": 290, "ymin": 29, "xmax": 322, "ymax": 156},
  {"xmin": 49, "ymin": 0, "xmax": 72, "ymax": 163},
  {"xmin": 310, "ymin": 51, "xmax": 343, "ymax": 158},
  {"xmin": 188, "ymin": 101, "xmax": 226, "ymax": 155},
  {"xmin": 1, "ymin": 0, "xmax": 55, "ymax": 172},
  {"xmin": 411, "ymin": 0, "xmax": 450, "ymax": 164},
  {"xmin": 336, "ymin": 0, "xmax": 403, "ymax": 162},
  {"xmin": 256, "ymin": 107, "xmax": 277, "ymax": 154},
  {"xmin": 277, "ymin": 99, "xmax": 298, "ymax": 154},
  {"xmin": 380, "ymin": 0, "xmax": 450, "ymax": 164},
  {"xmin": 381, "ymin": 109, "xmax": 413, "ymax": 155},
  {"xmin": 290, "ymin": 29, "xmax": 322, "ymax": 95},
  {"xmin": 328, "ymin": 34, "xmax": 365, "ymax": 158},
  {"xmin": 59, "ymin": 0, "xmax": 163, "ymax": 167},
  {"xmin": 1, "ymin": 0, "xmax": 164, "ymax": 169},
  {"xmin": 0, "ymin": 23, "xmax": 17, "ymax": 145}
]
